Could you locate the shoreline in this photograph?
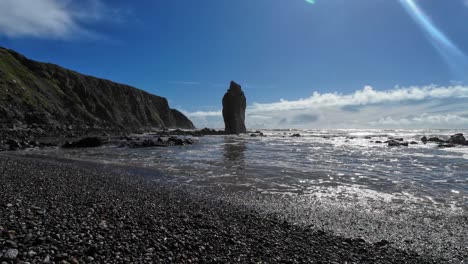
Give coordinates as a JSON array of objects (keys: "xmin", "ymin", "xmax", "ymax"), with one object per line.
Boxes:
[{"xmin": 0, "ymin": 155, "xmax": 441, "ymax": 263}]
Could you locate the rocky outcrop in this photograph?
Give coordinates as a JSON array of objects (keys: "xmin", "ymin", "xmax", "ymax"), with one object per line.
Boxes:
[
  {"xmin": 222, "ymin": 81, "xmax": 246, "ymax": 134},
  {"xmin": 420, "ymin": 133, "xmax": 468, "ymax": 147},
  {"xmin": 448, "ymin": 133, "xmax": 466, "ymax": 145},
  {"xmin": 0, "ymin": 47, "xmax": 194, "ymax": 137}
]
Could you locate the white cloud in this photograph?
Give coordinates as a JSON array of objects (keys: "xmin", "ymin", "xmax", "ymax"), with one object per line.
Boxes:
[
  {"xmin": 0, "ymin": 0, "xmax": 110, "ymax": 38},
  {"xmin": 465, "ymin": 0, "xmax": 468, "ymax": 7},
  {"xmin": 249, "ymin": 85, "xmax": 468, "ymax": 113},
  {"xmin": 370, "ymin": 114, "xmax": 468, "ymax": 127},
  {"xmin": 185, "ymin": 85, "xmax": 468, "ymax": 129},
  {"xmin": 186, "ymin": 110, "xmax": 222, "ymax": 118}
]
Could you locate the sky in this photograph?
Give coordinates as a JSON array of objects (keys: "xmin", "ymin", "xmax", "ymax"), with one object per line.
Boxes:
[{"xmin": 0, "ymin": 0, "xmax": 468, "ymax": 129}]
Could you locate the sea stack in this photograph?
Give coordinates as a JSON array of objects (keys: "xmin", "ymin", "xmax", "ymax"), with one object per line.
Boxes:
[{"xmin": 222, "ymin": 81, "xmax": 247, "ymax": 134}]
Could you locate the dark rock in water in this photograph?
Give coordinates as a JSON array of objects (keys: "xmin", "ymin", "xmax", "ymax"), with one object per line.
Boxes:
[
  {"xmin": 222, "ymin": 81, "xmax": 247, "ymax": 134},
  {"xmin": 410, "ymin": 141, "xmax": 418, "ymax": 145},
  {"xmin": 421, "ymin": 136, "xmax": 428, "ymax": 143},
  {"xmin": 448, "ymin": 133, "xmax": 466, "ymax": 145},
  {"xmin": 375, "ymin": 141, "xmax": 383, "ymax": 144},
  {"xmin": 63, "ymin": 137, "xmax": 103, "ymax": 148},
  {"xmin": 168, "ymin": 136, "xmax": 185, "ymax": 146},
  {"xmin": 194, "ymin": 127, "xmax": 221, "ymax": 136},
  {"xmin": 438, "ymin": 143, "xmax": 457, "ymax": 148},
  {"xmin": 183, "ymin": 138, "xmax": 194, "ymax": 145},
  {"xmin": 291, "ymin": 134, "xmax": 301, "ymax": 138},
  {"xmin": 127, "ymin": 139, "xmax": 166, "ymax": 148},
  {"xmin": 388, "ymin": 140, "xmax": 408, "ymax": 147},
  {"xmin": 428, "ymin": 137, "xmax": 445, "ymax": 143},
  {"xmin": 250, "ymin": 131, "xmax": 264, "ymax": 137}
]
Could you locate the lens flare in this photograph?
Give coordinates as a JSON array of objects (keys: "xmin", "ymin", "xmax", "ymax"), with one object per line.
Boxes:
[
  {"xmin": 305, "ymin": 0, "xmax": 316, "ymax": 4},
  {"xmin": 399, "ymin": 0, "xmax": 468, "ymax": 77}
]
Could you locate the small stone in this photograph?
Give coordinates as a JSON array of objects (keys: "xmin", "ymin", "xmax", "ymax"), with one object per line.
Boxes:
[
  {"xmin": 5, "ymin": 240, "xmax": 17, "ymax": 248},
  {"xmin": 23, "ymin": 233, "xmax": 33, "ymax": 243},
  {"xmin": 43, "ymin": 255, "xmax": 51, "ymax": 263},
  {"xmin": 5, "ymin": 203, "xmax": 13, "ymax": 208},
  {"xmin": 27, "ymin": 250, "xmax": 37, "ymax": 257},
  {"xmin": 3, "ymin": 249, "xmax": 19, "ymax": 260}
]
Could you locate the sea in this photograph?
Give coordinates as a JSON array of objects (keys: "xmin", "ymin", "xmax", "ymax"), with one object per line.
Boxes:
[{"xmin": 18, "ymin": 129, "xmax": 468, "ymax": 260}]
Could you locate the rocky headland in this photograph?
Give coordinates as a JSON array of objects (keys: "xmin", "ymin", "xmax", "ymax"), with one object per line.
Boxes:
[{"xmin": 0, "ymin": 47, "xmax": 194, "ymax": 142}]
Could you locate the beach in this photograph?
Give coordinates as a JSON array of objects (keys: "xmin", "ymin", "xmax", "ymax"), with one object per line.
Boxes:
[{"xmin": 0, "ymin": 154, "xmax": 440, "ymax": 263}]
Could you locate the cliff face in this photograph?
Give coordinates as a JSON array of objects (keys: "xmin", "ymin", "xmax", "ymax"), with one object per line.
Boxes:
[{"xmin": 0, "ymin": 47, "xmax": 194, "ymax": 136}]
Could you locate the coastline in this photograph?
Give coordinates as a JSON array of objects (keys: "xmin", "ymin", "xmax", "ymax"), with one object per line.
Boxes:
[{"xmin": 0, "ymin": 155, "xmax": 440, "ymax": 263}]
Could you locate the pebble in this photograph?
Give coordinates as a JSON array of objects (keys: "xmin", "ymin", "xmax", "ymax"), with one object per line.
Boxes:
[{"xmin": 3, "ymin": 249, "xmax": 19, "ymax": 260}]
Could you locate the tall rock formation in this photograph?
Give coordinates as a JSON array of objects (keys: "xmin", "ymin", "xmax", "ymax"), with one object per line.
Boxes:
[
  {"xmin": 0, "ymin": 47, "xmax": 195, "ymax": 136},
  {"xmin": 222, "ymin": 81, "xmax": 246, "ymax": 134}
]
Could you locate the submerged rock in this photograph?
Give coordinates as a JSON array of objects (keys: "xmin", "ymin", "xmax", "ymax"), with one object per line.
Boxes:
[
  {"xmin": 387, "ymin": 140, "xmax": 409, "ymax": 147},
  {"xmin": 62, "ymin": 137, "xmax": 103, "ymax": 148},
  {"xmin": 222, "ymin": 81, "xmax": 247, "ymax": 134},
  {"xmin": 427, "ymin": 137, "xmax": 444, "ymax": 143}
]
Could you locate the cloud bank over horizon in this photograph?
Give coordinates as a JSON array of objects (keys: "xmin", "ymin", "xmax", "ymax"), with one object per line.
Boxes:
[
  {"xmin": 0, "ymin": 0, "xmax": 114, "ymax": 39},
  {"xmin": 184, "ymin": 84, "xmax": 468, "ymax": 129}
]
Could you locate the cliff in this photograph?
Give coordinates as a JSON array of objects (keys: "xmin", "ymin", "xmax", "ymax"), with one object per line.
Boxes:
[{"xmin": 0, "ymin": 47, "xmax": 194, "ymax": 137}]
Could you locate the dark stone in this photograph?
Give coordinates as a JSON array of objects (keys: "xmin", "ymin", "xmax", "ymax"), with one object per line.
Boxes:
[
  {"xmin": 168, "ymin": 137, "xmax": 187, "ymax": 146},
  {"xmin": 438, "ymin": 143, "xmax": 457, "ymax": 148},
  {"xmin": 448, "ymin": 133, "xmax": 466, "ymax": 145},
  {"xmin": 3, "ymin": 249, "xmax": 19, "ymax": 260},
  {"xmin": 6, "ymin": 139, "xmax": 21, "ymax": 150},
  {"xmin": 410, "ymin": 141, "xmax": 418, "ymax": 145},
  {"xmin": 388, "ymin": 140, "xmax": 408, "ymax": 147},
  {"xmin": 428, "ymin": 137, "xmax": 445, "ymax": 143},
  {"xmin": 222, "ymin": 81, "xmax": 247, "ymax": 134},
  {"xmin": 291, "ymin": 134, "xmax": 301, "ymax": 138},
  {"xmin": 421, "ymin": 136, "xmax": 428, "ymax": 143},
  {"xmin": 62, "ymin": 137, "xmax": 103, "ymax": 148}
]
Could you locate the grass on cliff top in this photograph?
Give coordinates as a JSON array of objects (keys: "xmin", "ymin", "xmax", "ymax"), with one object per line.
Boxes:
[{"xmin": 0, "ymin": 50, "xmax": 64, "ymax": 111}]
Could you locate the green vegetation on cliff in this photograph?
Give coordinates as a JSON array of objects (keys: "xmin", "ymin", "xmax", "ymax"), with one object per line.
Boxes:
[{"xmin": 0, "ymin": 47, "xmax": 194, "ymax": 135}]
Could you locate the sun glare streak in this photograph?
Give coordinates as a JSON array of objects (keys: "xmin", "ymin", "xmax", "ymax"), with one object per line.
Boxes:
[
  {"xmin": 305, "ymin": 0, "xmax": 316, "ymax": 4},
  {"xmin": 399, "ymin": 0, "xmax": 468, "ymax": 76}
]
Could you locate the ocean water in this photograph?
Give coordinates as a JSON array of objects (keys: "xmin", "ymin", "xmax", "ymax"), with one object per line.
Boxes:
[{"xmin": 30, "ymin": 129, "xmax": 468, "ymax": 210}]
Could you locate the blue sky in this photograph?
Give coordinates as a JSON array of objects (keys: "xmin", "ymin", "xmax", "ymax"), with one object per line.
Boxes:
[{"xmin": 1, "ymin": 0, "xmax": 468, "ymax": 128}]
